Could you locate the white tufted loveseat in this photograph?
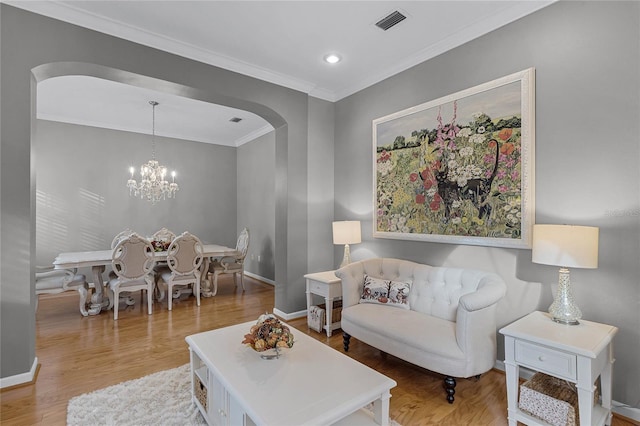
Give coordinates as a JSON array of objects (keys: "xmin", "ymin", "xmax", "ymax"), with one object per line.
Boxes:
[{"xmin": 335, "ymin": 258, "xmax": 506, "ymax": 403}]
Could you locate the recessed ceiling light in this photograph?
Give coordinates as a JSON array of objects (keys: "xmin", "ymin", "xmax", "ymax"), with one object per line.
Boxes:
[{"xmin": 324, "ymin": 54, "xmax": 341, "ymax": 64}]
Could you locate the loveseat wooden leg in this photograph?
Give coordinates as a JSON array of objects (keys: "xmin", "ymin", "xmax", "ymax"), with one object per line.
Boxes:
[
  {"xmin": 343, "ymin": 333, "xmax": 351, "ymax": 352},
  {"xmin": 444, "ymin": 376, "xmax": 456, "ymax": 403}
]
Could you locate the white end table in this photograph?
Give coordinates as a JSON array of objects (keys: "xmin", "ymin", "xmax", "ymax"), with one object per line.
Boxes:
[
  {"xmin": 500, "ymin": 311, "xmax": 618, "ymax": 426},
  {"xmin": 304, "ymin": 270, "xmax": 342, "ymax": 337}
]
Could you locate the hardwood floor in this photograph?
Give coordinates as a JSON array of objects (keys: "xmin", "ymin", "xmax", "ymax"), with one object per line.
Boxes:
[{"xmin": 1, "ymin": 275, "xmax": 636, "ymax": 426}]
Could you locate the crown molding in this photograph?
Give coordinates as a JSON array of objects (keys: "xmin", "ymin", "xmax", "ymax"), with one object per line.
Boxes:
[
  {"xmin": 330, "ymin": 1, "xmax": 555, "ymax": 101},
  {"xmin": 38, "ymin": 114, "xmax": 244, "ymax": 147},
  {"xmin": 5, "ymin": 1, "xmax": 322, "ymax": 97},
  {"xmin": 6, "ymin": 0, "xmax": 554, "ymax": 102},
  {"xmin": 234, "ymin": 125, "xmax": 274, "ymax": 147}
]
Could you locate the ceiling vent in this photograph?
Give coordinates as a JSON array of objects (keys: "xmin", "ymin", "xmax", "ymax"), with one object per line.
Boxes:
[
  {"xmin": 375, "ymin": 10, "xmax": 406, "ymax": 31},
  {"xmin": 229, "ymin": 117, "xmax": 242, "ymax": 123}
]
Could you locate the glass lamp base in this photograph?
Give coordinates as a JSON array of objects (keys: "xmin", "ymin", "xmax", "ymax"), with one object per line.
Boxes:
[
  {"xmin": 552, "ymin": 316, "xmax": 580, "ymax": 325},
  {"xmin": 549, "ymin": 267, "xmax": 582, "ymax": 326},
  {"xmin": 339, "ymin": 244, "xmax": 352, "ymax": 269}
]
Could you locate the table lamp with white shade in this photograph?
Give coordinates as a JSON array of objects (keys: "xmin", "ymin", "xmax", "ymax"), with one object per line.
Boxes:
[
  {"xmin": 333, "ymin": 221, "xmax": 361, "ymax": 268},
  {"xmin": 532, "ymin": 224, "xmax": 599, "ymax": 325}
]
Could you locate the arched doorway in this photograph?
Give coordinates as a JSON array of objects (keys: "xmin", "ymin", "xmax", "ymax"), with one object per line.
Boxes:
[{"xmin": 31, "ymin": 61, "xmax": 289, "ymax": 305}]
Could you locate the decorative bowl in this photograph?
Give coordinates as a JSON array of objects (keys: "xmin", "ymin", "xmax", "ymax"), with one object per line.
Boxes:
[{"xmin": 257, "ymin": 346, "xmax": 287, "ymax": 360}]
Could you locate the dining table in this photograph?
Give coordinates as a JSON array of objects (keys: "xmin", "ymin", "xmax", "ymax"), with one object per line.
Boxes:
[{"xmin": 53, "ymin": 244, "xmax": 239, "ymax": 316}]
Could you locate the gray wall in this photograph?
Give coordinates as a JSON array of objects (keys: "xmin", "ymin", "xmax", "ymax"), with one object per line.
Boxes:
[
  {"xmin": 307, "ymin": 97, "xmax": 336, "ymax": 273},
  {"xmin": 334, "ymin": 1, "xmax": 639, "ymax": 406},
  {"xmin": 35, "ymin": 120, "xmax": 238, "ymax": 265},
  {"xmin": 1, "ymin": 4, "xmax": 310, "ymax": 381},
  {"xmin": 237, "ymin": 131, "xmax": 276, "ymax": 280}
]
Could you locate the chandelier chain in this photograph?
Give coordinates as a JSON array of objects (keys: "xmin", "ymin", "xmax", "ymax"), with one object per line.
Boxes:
[{"xmin": 150, "ymin": 100, "xmax": 157, "ymax": 161}]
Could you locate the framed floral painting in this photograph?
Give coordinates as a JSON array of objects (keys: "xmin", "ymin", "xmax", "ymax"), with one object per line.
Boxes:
[{"xmin": 373, "ymin": 68, "xmax": 535, "ymax": 248}]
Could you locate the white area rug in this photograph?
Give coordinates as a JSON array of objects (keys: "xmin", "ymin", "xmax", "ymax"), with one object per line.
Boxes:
[
  {"xmin": 67, "ymin": 364, "xmax": 401, "ymax": 426},
  {"xmin": 67, "ymin": 364, "xmax": 205, "ymax": 426}
]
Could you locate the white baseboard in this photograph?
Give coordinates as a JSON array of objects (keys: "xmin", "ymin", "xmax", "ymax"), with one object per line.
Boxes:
[
  {"xmin": 493, "ymin": 360, "xmax": 640, "ymax": 422},
  {"xmin": 245, "ymin": 273, "xmax": 306, "ymax": 321},
  {"xmin": 273, "ymin": 307, "xmax": 307, "ymax": 321},
  {"xmin": 244, "ymin": 271, "xmax": 275, "ymax": 286},
  {"xmin": 0, "ymin": 357, "xmax": 38, "ymax": 389},
  {"xmin": 611, "ymin": 402, "xmax": 640, "ymax": 422}
]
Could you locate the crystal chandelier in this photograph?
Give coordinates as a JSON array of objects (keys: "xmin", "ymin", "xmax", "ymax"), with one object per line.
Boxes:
[{"xmin": 127, "ymin": 101, "xmax": 179, "ymax": 204}]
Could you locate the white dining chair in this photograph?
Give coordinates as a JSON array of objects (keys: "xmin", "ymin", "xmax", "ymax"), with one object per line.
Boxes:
[
  {"xmin": 111, "ymin": 228, "xmax": 135, "ymax": 249},
  {"xmin": 207, "ymin": 228, "xmax": 250, "ymax": 296},
  {"xmin": 157, "ymin": 232, "xmax": 204, "ymax": 311},
  {"xmin": 111, "ymin": 229, "xmax": 140, "ymax": 307},
  {"xmin": 107, "ymin": 233, "xmax": 156, "ymax": 320}
]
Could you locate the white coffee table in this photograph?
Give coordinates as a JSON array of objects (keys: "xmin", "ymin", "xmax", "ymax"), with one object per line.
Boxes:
[{"xmin": 186, "ymin": 321, "xmax": 397, "ymax": 426}]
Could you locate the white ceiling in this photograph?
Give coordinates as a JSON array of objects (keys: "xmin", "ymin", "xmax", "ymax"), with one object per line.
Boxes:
[
  {"xmin": 37, "ymin": 76, "xmax": 274, "ymax": 146},
  {"xmin": 9, "ymin": 0, "xmax": 553, "ymax": 146}
]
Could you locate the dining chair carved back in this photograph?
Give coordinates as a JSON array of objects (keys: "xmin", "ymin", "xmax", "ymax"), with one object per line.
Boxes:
[
  {"xmin": 111, "ymin": 228, "xmax": 135, "ymax": 249},
  {"xmin": 207, "ymin": 228, "xmax": 250, "ymax": 296},
  {"xmin": 107, "ymin": 233, "xmax": 156, "ymax": 320},
  {"xmin": 152, "ymin": 227, "xmax": 176, "ymax": 243},
  {"xmin": 157, "ymin": 231, "xmax": 204, "ymax": 311}
]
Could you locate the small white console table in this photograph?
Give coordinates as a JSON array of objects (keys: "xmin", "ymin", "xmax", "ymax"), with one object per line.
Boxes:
[
  {"xmin": 500, "ymin": 311, "xmax": 618, "ymax": 426},
  {"xmin": 304, "ymin": 271, "xmax": 342, "ymax": 337}
]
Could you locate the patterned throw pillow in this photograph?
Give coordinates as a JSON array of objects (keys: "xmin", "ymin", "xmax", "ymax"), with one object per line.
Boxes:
[{"xmin": 360, "ymin": 275, "xmax": 411, "ymax": 309}]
